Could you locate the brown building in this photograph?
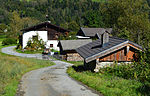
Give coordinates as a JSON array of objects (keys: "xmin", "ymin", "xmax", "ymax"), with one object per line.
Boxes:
[
  {"xmin": 76, "ymin": 30, "xmax": 143, "ymax": 72},
  {"xmin": 57, "ymin": 39, "xmax": 92, "ymax": 61}
]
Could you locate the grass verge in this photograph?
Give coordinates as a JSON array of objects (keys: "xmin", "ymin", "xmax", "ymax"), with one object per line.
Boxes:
[
  {"xmin": 0, "ymin": 55, "xmax": 55, "ymax": 96},
  {"xmin": 0, "ymin": 35, "xmax": 55, "ymax": 96},
  {"xmin": 15, "ymin": 48, "xmax": 43, "ymax": 54},
  {"xmin": 67, "ymin": 65, "xmax": 143, "ymax": 96}
]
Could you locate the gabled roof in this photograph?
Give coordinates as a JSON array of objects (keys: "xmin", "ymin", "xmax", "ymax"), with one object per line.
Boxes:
[
  {"xmin": 76, "ymin": 37, "xmax": 143, "ymax": 63},
  {"xmin": 21, "ymin": 21, "xmax": 70, "ymax": 32},
  {"xmin": 58, "ymin": 39, "xmax": 92, "ymax": 51},
  {"xmin": 77, "ymin": 27, "xmax": 112, "ymax": 37}
]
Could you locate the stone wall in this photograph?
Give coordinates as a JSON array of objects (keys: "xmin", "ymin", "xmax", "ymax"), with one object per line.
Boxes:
[
  {"xmin": 66, "ymin": 53, "xmax": 83, "ymax": 61},
  {"xmin": 94, "ymin": 59, "xmax": 132, "ymax": 72}
]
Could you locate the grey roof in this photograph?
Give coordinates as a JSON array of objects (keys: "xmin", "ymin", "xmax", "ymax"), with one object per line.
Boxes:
[
  {"xmin": 58, "ymin": 39, "xmax": 92, "ymax": 51},
  {"xmin": 80, "ymin": 27, "xmax": 112, "ymax": 37},
  {"xmin": 76, "ymin": 37, "xmax": 143, "ymax": 63}
]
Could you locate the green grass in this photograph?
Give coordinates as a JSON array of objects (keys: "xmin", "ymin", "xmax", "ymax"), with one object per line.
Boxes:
[
  {"xmin": 0, "ymin": 35, "xmax": 55, "ymax": 96},
  {"xmin": 15, "ymin": 49, "xmax": 43, "ymax": 54},
  {"xmin": 67, "ymin": 66, "xmax": 144, "ymax": 96}
]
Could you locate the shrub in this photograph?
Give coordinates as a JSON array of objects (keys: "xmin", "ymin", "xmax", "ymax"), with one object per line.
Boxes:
[
  {"xmin": 25, "ymin": 34, "xmax": 45, "ymax": 51},
  {"xmin": 100, "ymin": 50, "xmax": 150, "ymax": 83},
  {"xmin": 2, "ymin": 38, "xmax": 17, "ymax": 45}
]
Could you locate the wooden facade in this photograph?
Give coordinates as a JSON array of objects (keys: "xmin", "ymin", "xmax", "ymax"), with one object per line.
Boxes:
[
  {"xmin": 34, "ymin": 27, "xmax": 69, "ymax": 40},
  {"xmin": 99, "ymin": 46, "xmax": 137, "ymax": 62},
  {"xmin": 22, "ymin": 22, "xmax": 70, "ymax": 40}
]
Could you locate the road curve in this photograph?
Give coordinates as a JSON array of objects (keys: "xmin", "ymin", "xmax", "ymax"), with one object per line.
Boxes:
[{"xmin": 1, "ymin": 46, "xmax": 102, "ymax": 96}]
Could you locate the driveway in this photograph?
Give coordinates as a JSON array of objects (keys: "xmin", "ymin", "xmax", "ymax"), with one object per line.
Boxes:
[{"xmin": 1, "ymin": 46, "xmax": 102, "ymax": 96}]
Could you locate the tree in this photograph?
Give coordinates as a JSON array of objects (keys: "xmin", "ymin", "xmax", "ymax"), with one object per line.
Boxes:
[
  {"xmin": 82, "ymin": 10, "xmax": 105, "ymax": 28},
  {"xmin": 0, "ymin": 24, "xmax": 7, "ymax": 34},
  {"xmin": 60, "ymin": 21, "xmax": 80, "ymax": 32},
  {"xmin": 101, "ymin": 0, "xmax": 150, "ymax": 47},
  {"xmin": 7, "ymin": 11, "xmax": 39, "ymax": 39}
]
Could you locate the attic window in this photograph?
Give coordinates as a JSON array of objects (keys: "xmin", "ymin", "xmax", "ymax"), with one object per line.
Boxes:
[{"xmin": 50, "ymin": 44, "xmax": 53, "ymax": 47}]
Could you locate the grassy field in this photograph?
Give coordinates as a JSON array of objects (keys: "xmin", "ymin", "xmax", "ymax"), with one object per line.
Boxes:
[
  {"xmin": 67, "ymin": 65, "xmax": 144, "ymax": 96},
  {"xmin": 0, "ymin": 35, "xmax": 55, "ymax": 96}
]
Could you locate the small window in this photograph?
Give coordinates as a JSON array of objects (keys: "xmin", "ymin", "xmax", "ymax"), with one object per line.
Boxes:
[
  {"xmin": 50, "ymin": 44, "xmax": 53, "ymax": 47},
  {"xmin": 33, "ymin": 35, "xmax": 38, "ymax": 40}
]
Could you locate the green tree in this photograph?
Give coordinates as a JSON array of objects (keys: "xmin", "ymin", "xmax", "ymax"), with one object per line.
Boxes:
[
  {"xmin": 7, "ymin": 11, "xmax": 39, "ymax": 39},
  {"xmin": 60, "ymin": 21, "xmax": 80, "ymax": 32},
  {"xmin": 0, "ymin": 24, "xmax": 7, "ymax": 34},
  {"xmin": 83, "ymin": 10, "xmax": 105, "ymax": 28},
  {"xmin": 101, "ymin": 0, "xmax": 150, "ymax": 47}
]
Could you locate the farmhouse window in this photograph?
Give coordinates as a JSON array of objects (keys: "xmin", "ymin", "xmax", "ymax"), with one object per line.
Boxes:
[
  {"xmin": 33, "ymin": 35, "xmax": 38, "ymax": 40},
  {"xmin": 50, "ymin": 44, "xmax": 53, "ymax": 47}
]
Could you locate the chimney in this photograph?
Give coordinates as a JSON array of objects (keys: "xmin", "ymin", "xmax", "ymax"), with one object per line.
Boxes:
[
  {"xmin": 95, "ymin": 29, "xmax": 110, "ymax": 46},
  {"xmin": 101, "ymin": 32, "xmax": 109, "ymax": 46}
]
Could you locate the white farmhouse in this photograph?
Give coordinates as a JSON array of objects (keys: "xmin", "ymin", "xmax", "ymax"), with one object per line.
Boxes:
[{"xmin": 20, "ymin": 21, "xmax": 70, "ymax": 51}]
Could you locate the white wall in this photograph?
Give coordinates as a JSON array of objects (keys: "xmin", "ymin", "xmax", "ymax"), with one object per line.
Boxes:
[
  {"xmin": 46, "ymin": 40, "xmax": 60, "ymax": 51},
  {"xmin": 23, "ymin": 31, "xmax": 47, "ymax": 48},
  {"xmin": 23, "ymin": 31, "xmax": 60, "ymax": 51}
]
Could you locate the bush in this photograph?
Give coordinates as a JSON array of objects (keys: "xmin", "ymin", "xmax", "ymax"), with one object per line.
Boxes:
[
  {"xmin": 100, "ymin": 50, "xmax": 150, "ymax": 83},
  {"xmin": 2, "ymin": 38, "xmax": 17, "ymax": 45},
  {"xmin": 25, "ymin": 34, "xmax": 45, "ymax": 51}
]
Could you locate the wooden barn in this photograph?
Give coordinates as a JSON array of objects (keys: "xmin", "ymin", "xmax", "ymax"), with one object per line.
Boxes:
[
  {"xmin": 76, "ymin": 30, "xmax": 143, "ymax": 72},
  {"xmin": 20, "ymin": 21, "xmax": 70, "ymax": 50},
  {"xmin": 57, "ymin": 39, "xmax": 92, "ymax": 61}
]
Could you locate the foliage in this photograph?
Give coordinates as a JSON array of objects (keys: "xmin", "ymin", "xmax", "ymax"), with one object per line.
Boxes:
[
  {"xmin": 25, "ymin": 34, "xmax": 46, "ymax": 51},
  {"xmin": 1, "ymin": 0, "xmax": 150, "ymax": 48},
  {"xmin": 2, "ymin": 38, "xmax": 17, "ymax": 45},
  {"xmin": 7, "ymin": 11, "xmax": 39, "ymax": 39},
  {"xmin": 101, "ymin": 0, "xmax": 150, "ymax": 47},
  {"xmin": 16, "ymin": 49, "xmax": 43, "ymax": 54},
  {"xmin": 0, "ymin": 24, "xmax": 7, "ymax": 35},
  {"xmin": 60, "ymin": 21, "xmax": 80, "ymax": 32},
  {"xmin": 58, "ymin": 31, "xmax": 77, "ymax": 40},
  {"xmin": 99, "ymin": 50, "xmax": 150, "ymax": 83},
  {"xmin": 67, "ymin": 66, "xmax": 143, "ymax": 96},
  {"xmin": 82, "ymin": 10, "xmax": 105, "ymax": 28}
]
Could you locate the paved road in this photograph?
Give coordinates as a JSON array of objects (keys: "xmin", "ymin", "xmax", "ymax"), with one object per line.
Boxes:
[
  {"xmin": 1, "ymin": 46, "xmax": 101, "ymax": 96},
  {"xmin": 1, "ymin": 46, "xmax": 43, "ymax": 59}
]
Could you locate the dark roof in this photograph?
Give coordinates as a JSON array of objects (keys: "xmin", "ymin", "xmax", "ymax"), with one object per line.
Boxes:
[
  {"xmin": 76, "ymin": 37, "xmax": 143, "ymax": 63},
  {"xmin": 77, "ymin": 27, "xmax": 112, "ymax": 37},
  {"xmin": 58, "ymin": 39, "xmax": 92, "ymax": 51},
  {"xmin": 21, "ymin": 21, "xmax": 70, "ymax": 32}
]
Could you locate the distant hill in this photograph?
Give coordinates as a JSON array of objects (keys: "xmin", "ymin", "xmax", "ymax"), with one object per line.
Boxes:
[{"xmin": 0, "ymin": 0, "xmax": 101, "ymax": 26}]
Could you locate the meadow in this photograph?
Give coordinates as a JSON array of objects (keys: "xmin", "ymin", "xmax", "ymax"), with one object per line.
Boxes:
[
  {"xmin": 0, "ymin": 35, "xmax": 55, "ymax": 96},
  {"xmin": 67, "ymin": 64, "xmax": 147, "ymax": 96}
]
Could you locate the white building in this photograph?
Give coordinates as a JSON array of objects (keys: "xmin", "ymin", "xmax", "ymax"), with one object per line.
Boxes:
[{"xmin": 20, "ymin": 21, "xmax": 70, "ymax": 51}]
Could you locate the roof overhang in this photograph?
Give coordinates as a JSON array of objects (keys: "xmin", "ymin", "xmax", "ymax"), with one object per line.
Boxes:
[{"xmin": 85, "ymin": 41, "xmax": 143, "ymax": 63}]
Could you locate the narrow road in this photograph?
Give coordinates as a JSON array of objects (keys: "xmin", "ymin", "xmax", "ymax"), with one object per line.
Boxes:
[
  {"xmin": 1, "ymin": 46, "xmax": 102, "ymax": 96},
  {"xmin": 1, "ymin": 46, "xmax": 43, "ymax": 59}
]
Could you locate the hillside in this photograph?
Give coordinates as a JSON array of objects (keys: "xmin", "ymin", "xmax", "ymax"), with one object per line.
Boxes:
[{"xmin": 0, "ymin": 0, "xmax": 101, "ymax": 26}]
